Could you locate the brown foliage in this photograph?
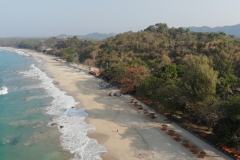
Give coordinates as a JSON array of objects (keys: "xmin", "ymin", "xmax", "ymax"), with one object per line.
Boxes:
[{"xmin": 112, "ymin": 66, "xmax": 149, "ymax": 93}]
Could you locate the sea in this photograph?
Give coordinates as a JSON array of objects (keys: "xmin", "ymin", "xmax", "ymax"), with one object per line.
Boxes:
[{"xmin": 0, "ymin": 49, "xmax": 106, "ymax": 160}]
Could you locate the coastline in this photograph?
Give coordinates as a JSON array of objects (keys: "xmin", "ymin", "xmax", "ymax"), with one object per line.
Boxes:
[{"xmin": 1, "ymin": 47, "xmax": 232, "ymax": 160}]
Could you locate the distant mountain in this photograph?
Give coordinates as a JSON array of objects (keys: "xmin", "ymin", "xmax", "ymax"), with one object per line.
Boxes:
[
  {"xmin": 187, "ymin": 24, "xmax": 240, "ymax": 37},
  {"xmin": 78, "ymin": 32, "xmax": 116, "ymax": 40},
  {"xmin": 56, "ymin": 32, "xmax": 116, "ymax": 40},
  {"xmin": 56, "ymin": 34, "xmax": 72, "ymax": 39}
]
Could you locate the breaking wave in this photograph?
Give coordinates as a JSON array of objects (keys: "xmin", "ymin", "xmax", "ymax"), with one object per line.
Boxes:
[
  {"xmin": 33, "ymin": 57, "xmax": 42, "ymax": 63},
  {"xmin": 20, "ymin": 64, "xmax": 106, "ymax": 160},
  {"xmin": 0, "ymin": 86, "xmax": 8, "ymax": 95},
  {"xmin": 16, "ymin": 50, "xmax": 29, "ymax": 57}
]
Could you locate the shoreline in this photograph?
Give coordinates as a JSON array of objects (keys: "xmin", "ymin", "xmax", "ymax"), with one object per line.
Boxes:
[{"xmin": 1, "ymin": 47, "xmax": 232, "ymax": 160}]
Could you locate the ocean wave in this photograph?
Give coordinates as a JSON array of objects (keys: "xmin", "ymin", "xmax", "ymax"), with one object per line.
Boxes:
[
  {"xmin": 7, "ymin": 84, "xmax": 43, "ymax": 93},
  {"xmin": 21, "ymin": 64, "xmax": 107, "ymax": 160},
  {"xmin": 33, "ymin": 57, "xmax": 42, "ymax": 63},
  {"xmin": 0, "ymin": 86, "xmax": 8, "ymax": 95},
  {"xmin": 24, "ymin": 95, "xmax": 49, "ymax": 101},
  {"xmin": 16, "ymin": 50, "xmax": 29, "ymax": 57}
]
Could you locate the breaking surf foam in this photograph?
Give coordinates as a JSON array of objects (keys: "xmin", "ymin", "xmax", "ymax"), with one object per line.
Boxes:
[
  {"xmin": 16, "ymin": 50, "xmax": 29, "ymax": 57},
  {"xmin": 20, "ymin": 64, "xmax": 107, "ymax": 160},
  {"xmin": 0, "ymin": 86, "xmax": 8, "ymax": 95}
]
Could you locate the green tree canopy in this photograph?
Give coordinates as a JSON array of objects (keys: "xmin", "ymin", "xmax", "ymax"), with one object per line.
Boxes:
[
  {"xmin": 180, "ymin": 55, "xmax": 218, "ymax": 103},
  {"xmin": 211, "ymin": 51, "xmax": 234, "ymax": 79},
  {"xmin": 63, "ymin": 47, "xmax": 76, "ymax": 55},
  {"xmin": 62, "ymin": 47, "xmax": 76, "ymax": 62},
  {"xmin": 213, "ymin": 96, "xmax": 240, "ymax": 147},
  {"xmin": 153, "ymin": 64, "xmax": 178, "ymax": 83}
]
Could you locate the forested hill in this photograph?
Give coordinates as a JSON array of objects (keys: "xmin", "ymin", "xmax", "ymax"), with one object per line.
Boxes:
[
  {"xmin": 1, "ymin": 23, "xmax": 240, "ymax": 148},
  {"xmin": 188, "ymin": 24, "xmax": 240, "ymax": 37},
  {"xmin": 1, "ymin": 23, "xmax": 240, "ymax": 69},
  {"xmin": 1, "ymin": 23, "xmax": 240, "ymax": 70},
  {"xmin": 92, "ymin": 24, "xmax": 240, "ymax": 70},
  {"xmin": 98, "ymin": 24, "xmax": 240, "ymax": 64}
]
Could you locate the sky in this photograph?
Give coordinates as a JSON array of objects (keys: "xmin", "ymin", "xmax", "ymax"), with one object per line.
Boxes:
[{"xmin": 0, "ymin": 0, "xmax": 240, "ymax": 37}]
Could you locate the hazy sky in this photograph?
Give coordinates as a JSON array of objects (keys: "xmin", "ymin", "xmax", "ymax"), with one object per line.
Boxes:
[{"xmin": 1, "ymin": 0, "xmax": 240, "ymax": 37}]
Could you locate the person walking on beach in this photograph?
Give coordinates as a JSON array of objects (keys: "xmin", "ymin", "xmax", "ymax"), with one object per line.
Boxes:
[
  {"xmin": 117, "ymin": 129, "xmax": 118, "ymax": 132},
  {"xmin": 139, "ymin": 153, "xmax": 142, "ymax": 158}
]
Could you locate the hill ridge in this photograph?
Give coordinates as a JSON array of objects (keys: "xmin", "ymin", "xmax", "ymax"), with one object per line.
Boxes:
[{"xmin": 187, "ymin": 24, "xmax": 240, "ymax": 37}]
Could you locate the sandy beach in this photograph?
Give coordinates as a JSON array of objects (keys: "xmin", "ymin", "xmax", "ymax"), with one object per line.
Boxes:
[{"xmin": 1, "ymin": 47, "xmax": 232, "ymax": 160}]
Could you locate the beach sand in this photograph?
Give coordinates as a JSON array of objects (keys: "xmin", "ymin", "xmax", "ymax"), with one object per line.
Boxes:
[{"xmin": 1, "ymin": 47, "xmax": 232, "ymax": 160}]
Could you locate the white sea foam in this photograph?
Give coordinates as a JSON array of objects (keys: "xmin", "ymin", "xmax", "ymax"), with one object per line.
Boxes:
[
  {"xmin": 0, "ymin": 86, "xmax": 8, "ymax": 95},
  {"xmin": 16, "ymin": 50, "xmax": 29, "ymax": 57},
  {"xmin": 25, "ymin": 95, "xmax": 49, "ymax": 100},
  {"xmin": 20, "ymin": 64, "xmax": 107, "ymax": 160},
  {"xmin": 33, "ymin": 57, "xmax": 42, "ymax": 63},
  {"xmin": 8, "ymin": 84, "xmax": 43, "ymax": 93},
  {"xmin": 66, "ymin": 108, "xmax": 89, "ymax": 117}
]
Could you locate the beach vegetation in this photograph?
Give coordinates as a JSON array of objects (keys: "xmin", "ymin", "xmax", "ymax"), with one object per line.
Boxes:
[
  {"xmin": 179, "ymin": 54, "xmax": 218, "ymax": 103},
  {"xmin": 213, "ymin": 96, "xmax": 240, "ymax": 147}
]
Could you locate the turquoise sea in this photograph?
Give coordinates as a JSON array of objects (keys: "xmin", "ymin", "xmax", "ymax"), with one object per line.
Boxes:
[{"xmin": 0, "ymin": 50, "xmax": 106, "ymax": 160}]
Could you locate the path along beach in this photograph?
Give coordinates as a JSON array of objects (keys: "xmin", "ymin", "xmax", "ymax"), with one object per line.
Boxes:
[{"xmin": 1, "ymin": 47, "xmax": 232, "ymax": 160}]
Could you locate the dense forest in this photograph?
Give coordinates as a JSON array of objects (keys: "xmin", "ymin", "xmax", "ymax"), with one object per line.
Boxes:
[{"xmin": 1, "ymin": 23, "xmax": 240, "ymax": 149}]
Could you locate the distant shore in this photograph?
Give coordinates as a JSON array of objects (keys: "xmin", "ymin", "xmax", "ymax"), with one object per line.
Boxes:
[{"xmin": 0, "ymin": 47, "xmax": 232, "ymax": 160}]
